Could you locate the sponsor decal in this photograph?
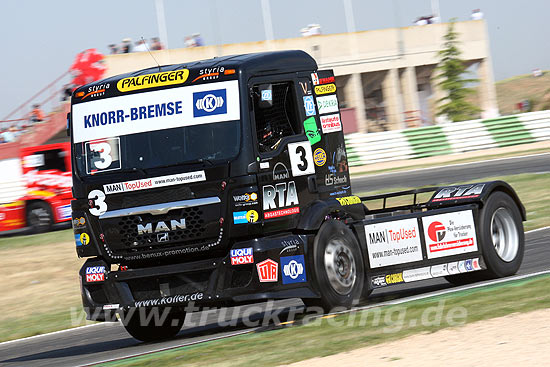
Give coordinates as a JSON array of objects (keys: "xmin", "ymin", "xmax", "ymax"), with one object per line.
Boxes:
[
  {"xmin": 57, "ymin": 204, "xmax": 72, "ymax": 220},
  {"xmin": 303, "ymin": 96, "xmax": 316, "ymax": 116},
  {"xmin": 314, "ymin": 83, "xmax": 336, "ymax": 95},
  {"xmin": 72, "ymin": 80, "xmax": 240, "ymax": 143},
  {"xmin": 385, "ymin": 272, "xmax": 404, "ymax": 285},
  {"xmin": 402, "ymin": 267, "xmax": 432, "ymax": 283},
  {"xmin": 192, "ymin": 66, "xmax": 225, "ymax": 82},
  {"xmin": 422, "ymin": 210, "xmax": 478, "ymax": 259},
  {"xmin": 117, "ymin": 69, "xmax": 189, "ymax": 92},
  {"xmin": 103, "ymin": 304, "xmax": 119, "ymax": 310},
  {"xmin": 280, "ymin": 238, "xmax": 300, "ymax": 255},
  {"xmin": 72, "ymin": 216, "xmax": 86, "ymax": 228},
  {"xmin": 233, "ymin": 192, "xmax": 258, "ymax": 207},
  {"xmin": 230, "ymin": 247, "xmax": 254, "ymax": 265},
  {"xmin": 85, "ymin": 266, "xmax": 105, "ymax": 282},
  {"xmin": 431, "ymin": 184, "xmax": 485, "ymax": 202},
  {"xmin": 75, "ymin": 233, "xmax": 90, "ymax": 247},
  {"xmin": 447, "ymin": 261, "xmax": 460, "ymax": 274},
  {"xmin": 303, "ymin": 116, "xmax": 321, "ymax": 145},
  {"xmin": 320, "ymin": 113, "xmax": 342, "ymax": 134},
  {"xmin": 472, "ymin": 257, "xmax": 481, "ymax": 270},
  {"xmin": 465, "ymin": 259, "xmax": 473, "ymax": 271},
  {"xmin": 316, "ymin": 94, "xmax": 339, "ymax": 114},
  {"xmin": 313, "ymin": 148, "xmax": 326, "ymax": 166},
  {"xmin": 261, "ymin": 89, "xmax": 272, "ymax": 101},
  {"xmin": 246, "ymin": 210, "xmax": 259, "ymax": 223},
  {"xmin": 365, "ymin": 218, "xmax": 423, "ymax": 268},
  {"xmin": 260, "ymin": 162, "xmax": 270, "ymax": 169},
  {"xmin": 311, "ymin": 72, "xmax": 319, "ymax": 85},
  {"xmin": 288, "ymin": 141, "xmax": 315, "ymax": 176},
  {"xmin": 193, "ymin": 88, "xmax": 226, "ymax": 117},
  {"xmin": 430, "ymin": 264, "xmax": 449, "ymax": 277},
  {"xmin": 336, "ymin": 196, "xmax": 361, "ymax": 205},
  {"xmin": 325, "ymin": 172, "xmax": 347, "ymax": 186},
  {"xmin": 264, "ymin": 207, "xmax": 300, "ymax": 219},
  {"xmin": 135, "ymin": 292, "xmax": 203, "ymax": 307},
  {"xmin": 458, "ymin": 260, "xmax": 466, "ymax": 273},
  {"xmin": 263, "ymin": 181, "xmax": 299, "ymax": 210},
  {"xmin": 272, "ymin": 162, "xmax": 290, "ymax": 181},
  {"xmin": 81, "ymin": 83, "xmax": 110, "ymax": 100},
  {"xmin": 137, "ymin": 218, "xmax": 186, "ymax": 234},
  {"xmin": 281, "ymin": 255, "xmax": 307, "ymax": 284},
  {"xmin": 256, "ymin": 259, "xmax": 278, "ymax": 282},
  {"xmin": 299, "ymin": 81, "xmax": 311, "ymax": 95},
  {"xmin": 371, "ymin": 275, "xmax": 387, "ymax": 288},
  {"xmin": 233, "ymin": 211, "xmax": 248, "ymax": 224},
  {"xmin": 103, "ymin": 171, "xmax": 206, "ymax": 194}
]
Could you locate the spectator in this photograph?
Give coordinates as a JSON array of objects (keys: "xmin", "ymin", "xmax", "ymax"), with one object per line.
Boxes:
[
  {"xmin": 1, "ymin": 127, "xmax": 16, "ymax": 143},
  {"xmin": 134, "ymin": 39, "xmax": 148, "ymax": 52},
  {"xmin": 184, "ymin": 35, "xmax": 197, "ymax": 48},
  {"xmin": 61, "ymin": 84, "xmax": 73, "ymax": 101},
  {"xmin": 150, "ymin": 37, "xmax": 164, "ymax": 50},
  {"xmin": 29, "ymin": 104, "xmax": 45, "ymax": 124},
  {"xmin": 108, "ymin": 44, "xmax": 118, "ymax": 54},
  {"xmin": 120, "ymin": 38, "xmax": 132, "ymax": 53},
  {"xmin": 471, "ymin": 9, "xmax": 483, "ymax": 20},
  {"xmin": 533, "ymin": 69, "xmax": 543, "ymax": 77},
  {"xmin": 192, "ymin": 33, "xmax": 204, "ymax": 46}
]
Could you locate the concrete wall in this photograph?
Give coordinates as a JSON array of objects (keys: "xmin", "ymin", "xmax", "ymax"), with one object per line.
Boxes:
[{"xmin": 104, "ymin": 20, "xmax": 497, "ymax": 133}]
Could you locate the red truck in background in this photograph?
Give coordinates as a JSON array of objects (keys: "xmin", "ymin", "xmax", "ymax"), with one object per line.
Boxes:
[{"xmin": 0, "ymin": 142, "xmax": 72, "ymax": 234}]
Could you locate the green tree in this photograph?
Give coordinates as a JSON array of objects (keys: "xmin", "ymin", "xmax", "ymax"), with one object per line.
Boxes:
[{"xmin": 435, "ymin": 21, "xmax": 480, "ymax": 122}]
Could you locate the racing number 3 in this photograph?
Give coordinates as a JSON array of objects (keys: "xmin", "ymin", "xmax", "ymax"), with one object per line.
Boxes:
[
  {"xmin": 90, "ymin": 142, "xmax": 112, "ymax": 169},
  {"xmin": 288, "ymin": 141, "xmax": 315, "ymax": 176}
]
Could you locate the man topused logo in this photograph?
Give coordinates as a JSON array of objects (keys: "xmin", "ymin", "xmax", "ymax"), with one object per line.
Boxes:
[{"xmin": 117, "ymin": 69, "xmax": 189, "ymax": 92}]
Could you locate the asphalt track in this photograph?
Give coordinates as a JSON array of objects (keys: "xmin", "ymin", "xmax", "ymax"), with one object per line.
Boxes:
[{"xmin": 1, "ymin": 154, "xmax": 549, "ymax": 367}]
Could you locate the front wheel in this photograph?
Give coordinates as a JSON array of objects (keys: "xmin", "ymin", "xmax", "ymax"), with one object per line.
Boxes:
[
  {"xmin": 121, "ymin": 307, "xmax": 185, "ymax": 342},
  {"xmin": 26, "ymin": 201, "xmax": 53, "ymax": 233},
  {"xmin": 445, "ymin": 191, "xmax": 524, "ymax": 285},
  {"xmin": 303, "ymin": 220, "xmax": 365, "ymax": 312}
]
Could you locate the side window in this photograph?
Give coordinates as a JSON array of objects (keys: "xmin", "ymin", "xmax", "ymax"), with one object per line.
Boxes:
[
  {"xmin": 25, "ymin": 149, "xmax": 67, "ymax": 172},
  {"xmin": 252, "ymin": 81, "xmax": 301, "ymax": 153}
]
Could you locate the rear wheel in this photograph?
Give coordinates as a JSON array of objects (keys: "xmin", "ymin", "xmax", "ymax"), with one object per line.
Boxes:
[
  {"xmin": 121, "ymin": 307, "xmax": 185, "ymax": 342},
  {"xmin": 26, "ymin": 201, "xmax": 53, "ymax": 233},
  {"xmin": 303, "ymin": 220, "xmax": 365, "ymax": 312},
  {"xmin": 445, "ymin": 191, "xmax": 524, "ymax": 285}
]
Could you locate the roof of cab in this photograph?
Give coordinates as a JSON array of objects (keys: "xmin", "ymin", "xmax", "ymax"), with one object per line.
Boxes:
[{"xmin": 78, "ymin": 50, "xmax": 317, "ymax": 91}]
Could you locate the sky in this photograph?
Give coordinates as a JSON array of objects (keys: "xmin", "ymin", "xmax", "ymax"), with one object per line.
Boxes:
[{"xmin": 1, "ymin": 0, "xmax": 549, "ymax": 119}]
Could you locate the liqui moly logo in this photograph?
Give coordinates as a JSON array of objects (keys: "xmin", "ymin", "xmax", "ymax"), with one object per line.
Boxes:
[{"xmin": 230, "ymin": 247, "xmax": 254, "ymax": 265}]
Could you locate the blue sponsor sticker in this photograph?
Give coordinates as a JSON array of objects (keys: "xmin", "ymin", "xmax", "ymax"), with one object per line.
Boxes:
[
  {"xmin": 75, "ymin": 234, "xmax": 83, "ymax": 247},
  {"xmin": 303, "ymin": 96, "xmax": 316, "ymax": 116},
  {"xmin": 193, "ymin": 89, "xmax": 227, "ymax": 117},
  {"xmin": 261, "ymin": 89, "xmax": 272, "ymax": 101},
  {"xmin": 465, "ymin": 259, "xmax": 473, "ymax": 271},
  {"xmin": 58, "ymin": 204, "xmax": 72, "ymax": 220},
  {"xmin": 233, "ymin": 211, "xmax": 248, "ymax": 224},
  {"xmin": 280, "ymin": 255, "xmax": 307, "ymax": 284}
]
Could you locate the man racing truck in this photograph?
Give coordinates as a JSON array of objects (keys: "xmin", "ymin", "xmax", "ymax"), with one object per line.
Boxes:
[{"xmin": 69, "ymin": 51, "xmax": 525, "ymax": 341}]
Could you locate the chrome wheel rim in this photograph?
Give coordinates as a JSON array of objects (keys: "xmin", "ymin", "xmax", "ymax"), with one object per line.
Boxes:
[
  {"xmin": 491, "ymin": 207, "xmax": 519, "ymax": 262},
  {"xmin": 324, "ymin": 238, "xmax": 356, "ymax": 295}
]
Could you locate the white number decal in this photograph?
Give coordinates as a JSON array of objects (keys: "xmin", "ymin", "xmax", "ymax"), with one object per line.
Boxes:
[
  {"xmin": 90, "ymin": 142, "xmax": 113, "ymax": 169},
  {"xmin": 288, "ymin": 141, "xmax": 315, "ymax": 176},
  {"xmin": 88, "ymin": 190, "xmax": 107, "ymax": 216}
]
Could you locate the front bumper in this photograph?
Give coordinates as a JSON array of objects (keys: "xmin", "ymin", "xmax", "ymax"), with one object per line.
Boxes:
[{"xmin": 79, "ymin": 232, "xmax": 319, "ymax": 321}]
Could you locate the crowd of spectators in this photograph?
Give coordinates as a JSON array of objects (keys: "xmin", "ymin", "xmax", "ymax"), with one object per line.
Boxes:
[
  {"xmin": 184, "ymin": 33, "xmax": 204, "ymax": 47},
  {"xmin": 108, "ymin": 37, "xmax": 164, "ymax": 54},
  {"xmin": 0, "ymin": 104, "xmax": 46, "ymax": 144}
]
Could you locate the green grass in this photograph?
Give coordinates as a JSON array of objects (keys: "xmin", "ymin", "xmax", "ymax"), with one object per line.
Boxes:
[
  {"xmin": 0, "ymin": 227, "xmax": 73, "ymax": 250},
  {"xmin": 101, "ymin": 275, "xmax": 550, "ymax": 367}
]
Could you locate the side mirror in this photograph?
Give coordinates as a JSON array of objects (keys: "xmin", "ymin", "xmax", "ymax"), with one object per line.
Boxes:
[
  {"xmin": 247, "ymin": 161, "xmax": 259, "ymax": 174},
  {"xmin": 66, "ymin": 113, "xmax": 71, "ymax": 137}
]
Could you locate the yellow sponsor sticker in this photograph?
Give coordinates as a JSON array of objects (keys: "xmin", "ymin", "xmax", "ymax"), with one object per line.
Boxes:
[
  {"xmin": 335, "ymin": 196, "xmax": 361, "ymax": 205},
  {"xmin": 314, "ymin": 83, "xmax": 337, "ymax": 95},
  {"xmin": 246, "ymin": 210, "xmax": 259, "ymax": 223},
  {"xmin": 117, "ymin": 69, "xmax": 190, "ymax": 92},
  {"xmin": 385, "ymin": 272, "xmax": 404, "ymax": 284},
  {"xmin": 80, "ymin": 233, "xmax": 90, "ymax": 246}
]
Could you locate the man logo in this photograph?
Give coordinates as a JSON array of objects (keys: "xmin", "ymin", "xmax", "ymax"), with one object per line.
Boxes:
[
  {"xmin": 193, "ymin": 89, "xmax": 227, "ymax": 117},
  {"xmin": 272, "ymin": 162, "xmax": 290, "ymax": 181},
  {"xmin": 137, "ymin": 218, "xmax": 186, "ymax": 235}
]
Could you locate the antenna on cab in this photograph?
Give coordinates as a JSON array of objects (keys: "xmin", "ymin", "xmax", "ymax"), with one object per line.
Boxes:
[{"xmin": 142, "ymin": 37, "xmax": 161, "ymax": 72}]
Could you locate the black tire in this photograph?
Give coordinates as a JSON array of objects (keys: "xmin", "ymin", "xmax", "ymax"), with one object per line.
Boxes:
[
  {"xmin": 26, "ymin": 201, "xmax": 53, "ymax": 233},
  {"xmin": 303, "ymin": 220, "xmax": 365, "ymax": 312},
  {"xmin": 445, "ymin": 191, "xmax": 524, "ymax": 285},
  {"xmin": 121, "ymin": 307, "xmax": 185, "ymax": 342}
]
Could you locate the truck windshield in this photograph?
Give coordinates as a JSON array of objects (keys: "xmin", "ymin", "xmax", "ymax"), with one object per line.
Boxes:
[{"xmin": 73, "ymin": 121, "xmax": 240, "ymax": 177}]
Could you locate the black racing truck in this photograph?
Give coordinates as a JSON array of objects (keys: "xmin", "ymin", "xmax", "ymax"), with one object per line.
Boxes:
[{"xmin": 69, "ymin": 50, "xmax": 525, "ymax": 341}]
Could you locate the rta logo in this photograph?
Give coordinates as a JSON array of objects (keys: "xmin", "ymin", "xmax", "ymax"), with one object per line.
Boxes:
[{"xmin": 428, "ymin": 221, "xmax": 446, "ymax": 242}]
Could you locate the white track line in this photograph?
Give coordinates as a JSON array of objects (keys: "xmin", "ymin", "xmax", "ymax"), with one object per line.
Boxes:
[
  {"xmin": 1, "ymin": 226, "xmax": 549, "ymax": 347},
  {"xmin": 355, "ymin": 152, "xmax": 550, "ymax": 179}
]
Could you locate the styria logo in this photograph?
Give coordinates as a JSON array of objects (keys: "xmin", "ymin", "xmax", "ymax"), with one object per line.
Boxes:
[{"xmin": 193, "ymin": 89, "xmax": 227, "ymax": 117}]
